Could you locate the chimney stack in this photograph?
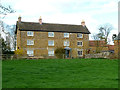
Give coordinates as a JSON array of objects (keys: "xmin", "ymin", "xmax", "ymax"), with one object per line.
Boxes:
[
  {"xmin": 39, "ymin": 16, "xmax": 42, "ymax": 25},
  {"xmin": 81, "ymin": 20, "xmax": 85, "ymax": 26},
  {"xmin": 18, "ymin": 15, "xmax": 21, "ymax": 22}
]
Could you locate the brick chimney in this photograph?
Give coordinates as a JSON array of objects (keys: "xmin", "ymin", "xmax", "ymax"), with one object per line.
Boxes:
[
  {"xmin": 18, "ymin": 15, "xmax": 21, "ymax": 22},
  {"xmin": 39, "ymin": 16, "xmax": 42, "ymax": 25},
  {"xmin": 81, "ymin": 20, "xmax": 85, "ymax": 26}
]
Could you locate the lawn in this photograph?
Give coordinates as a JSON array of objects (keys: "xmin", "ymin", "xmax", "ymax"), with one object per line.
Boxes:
[{"xmin": 2, "ymin": 58, "xmax": 118, "ymax": 88}]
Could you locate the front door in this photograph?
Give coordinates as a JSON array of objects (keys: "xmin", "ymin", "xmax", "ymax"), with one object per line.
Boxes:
[
  {"xmin": 65, "ymin": 50, "xmax": 70, "ymax": 58},
  {"xmin": 66, "ymin": 50, "xmax": 70, "ymax": 58}
]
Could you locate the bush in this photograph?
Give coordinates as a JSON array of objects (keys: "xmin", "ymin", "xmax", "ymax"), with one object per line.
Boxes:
[
  {"xmin": 14, "ymin": 49, "xmax": 26, "ymax": 59},
  {"xmin": 55, "ymin": 47, "xmax": 65, "ymax": 59}
]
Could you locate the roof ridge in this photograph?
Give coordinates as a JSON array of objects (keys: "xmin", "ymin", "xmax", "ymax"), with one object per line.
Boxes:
[{"xmin": 20, "ymin": 21, "xmax": 81, "ymax": 26}]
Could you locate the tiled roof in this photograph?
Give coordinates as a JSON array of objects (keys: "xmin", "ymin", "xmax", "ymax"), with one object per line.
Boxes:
[
  {"xmin": 89, "ymin": 40, "xmax": 107, "ymax": 47},
  {"xmin": 16, "ymin": 21, "xmax": 90, "ymax": 34},
  {"xmin": 108, "ymin": 45, "xmax": 114, "ymax": 50}
]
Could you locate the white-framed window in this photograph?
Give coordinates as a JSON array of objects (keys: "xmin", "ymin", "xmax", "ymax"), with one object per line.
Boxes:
[
  {"xmin": 48, "ymin": 40, "xmax": 54, "ymax": 46},
  {"xmin": 77, "ymin": 41, "xmax": 83, "ymax": 46},
  {"xmin": 64, "ymin": 40, "xmax": 70, "ymax": 46},
  {"xmin": 78, "ymin": 49, "xmax": 83, "ymax": 56},
  {"xmin": 48, "ymin": 32, "xmax": 54, "ymax": 37},
  {"xmin": 77, "ymin": 33, "xmax": 83, "ymax": 38},
  {"xmin": 27, "ymin": 31, "xmax": 34, "ymax": 36},
  {"xmin": 64, "ymin": 33, "xmax": 69, "ymax": 38},
  {"xmin": 27, "ymin": 40, "xmax": 34, "ymax": 45},
  {"xmin": 48, "ymin": 49, "xmax": 54, "ymax": 56},
  {"xmin": 27, "ymin": 50, "xmax": 34, "ymax": 56}
]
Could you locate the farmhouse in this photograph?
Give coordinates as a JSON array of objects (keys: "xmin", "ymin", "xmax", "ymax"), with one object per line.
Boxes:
[{"xmin": 15, "ymin": 16, "xmax": 90, "ymax": 58}]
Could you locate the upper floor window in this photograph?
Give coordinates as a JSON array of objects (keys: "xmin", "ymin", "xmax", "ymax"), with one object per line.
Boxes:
[
  {"xmin": 27, "ymin": 50, "xmax": 34, "ymax": 56},
  {"xmin": 78, "ymin": 49, "xmax": 83, "ymax": 56},
  {"xmin": 77, "ymin": 41, "xmax": 83, "ymax": 46},
  {"xmin": 64, "ymin": 40, "xmax": 70, "ymax": 46},
  {"xmin": 27, "ymin": 40, "xmax": 34, "ymax": 45},
  {"xmin": 48, "ymin": 40, "xmax": 54, "ymax": 46},
  {"xmin": 48, "ymin": 49, "xmax": 54, "ymax": 56},
  {"xmin": 77, "ymin": 33, "xmax": 83, "ymax": 38},
  {"xmin": 27, "ymin": 31, "xmax": 34, "ymax": 36},
  {"xmin": 64, "ymin": 33, "xmax": 69, "ymax": 38},
  {"xmin": 48, "ymin": 32, "xmax": 54, "ymax": 37}
]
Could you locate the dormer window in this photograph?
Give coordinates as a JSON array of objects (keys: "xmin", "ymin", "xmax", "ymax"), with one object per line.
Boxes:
[{"xmin": 27, "ymin": 31, "xmax": 34, "ymax": 36}]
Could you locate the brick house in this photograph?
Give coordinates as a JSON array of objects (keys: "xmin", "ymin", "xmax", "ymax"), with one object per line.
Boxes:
[
  {"xmin": 15, "ymin": 16, "xmax": 90, "ymax": 58},
  {"xmin": 89, "ymin": 40, "xmax": 109, "ymax": 53}
]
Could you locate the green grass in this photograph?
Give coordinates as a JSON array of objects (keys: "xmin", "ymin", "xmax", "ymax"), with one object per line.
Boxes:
[{"xmin": 2, "ymin": 58, "xmax": 118, "ymax": 88}]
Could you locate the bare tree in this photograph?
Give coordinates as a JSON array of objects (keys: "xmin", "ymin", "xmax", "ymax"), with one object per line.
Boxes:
[
  {"xmin": 0, "ymin": 4, "xmax": 15, "ymax": 18},
  {"xmin": 0, "ymin": 3, "xmax": 16, "ymax": 59},
  {"xmin": 97, "ymin": 23, "xmax": 113, "ymax": 44}
]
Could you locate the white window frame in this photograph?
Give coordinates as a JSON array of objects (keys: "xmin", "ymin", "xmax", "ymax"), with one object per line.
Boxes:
[
  {"xmin": 48, "ymin": 49, "xmax": 54, "ymax": 56},
  {"xmin": 48, "ymin": 32, "xmax": 54, "ymax": 37},
  {"xmin": 64, "ymin": 33, "xmax": 69, "ymax": 38},
  {"xmin": 27, "ymin": 31, "xmax": 34, "ymax": 36},
  {"xmin": 48, "ymin": 40, "xmax": 54, "ymax": 46},
  {"xmin": 64, "ymin": 40, "xmax": 70, "ymax": 46},
  {"xmin": 27, "ymin": 50, "xmax": 34, "ymax": 56},
  {"xmin": 77, "ymin": 49, "xmax": 83, "ymax": 56},
  {"xmin": 27, "ymin": 40, "xmax": 34, "ymax": 45},
  {"xmin": 77, "ymin": 33, "xmax": 83, "ymax": 38},
  {"xmin": 77, "ymin": 41, "xmax": 83, "ymax": 46}
]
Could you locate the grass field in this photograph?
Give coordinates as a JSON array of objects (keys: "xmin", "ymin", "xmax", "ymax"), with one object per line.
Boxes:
[{"xmin": 2, "ymin": 58, "xmax": 118, "ymax": 88}]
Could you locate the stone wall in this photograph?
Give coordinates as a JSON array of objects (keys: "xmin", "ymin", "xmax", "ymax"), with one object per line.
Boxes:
[{"xmin": 85, "ymin": 52, "xmax": 110, "ymax": 59}]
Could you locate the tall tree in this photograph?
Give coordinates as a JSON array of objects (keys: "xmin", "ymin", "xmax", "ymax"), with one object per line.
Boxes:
[
  {"xmin": 0, "ymin": 3, "xmax": 16, "ymax": 57},
  {"xmin": 97, "ymin": 23, "xmax": 113, "ymax": 44}
]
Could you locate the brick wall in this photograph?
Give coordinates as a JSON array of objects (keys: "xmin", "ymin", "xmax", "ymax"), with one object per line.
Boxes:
[{"xmin": 17, "ymin": 30, "xmax": 89, "ymax": 58}]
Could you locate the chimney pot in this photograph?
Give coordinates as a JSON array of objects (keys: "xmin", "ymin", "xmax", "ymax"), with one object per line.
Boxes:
[
  {"xmin": 81, "ymin": 20, "xmax": 85, "ymax": 26},
  {"xmin": 18, "ymin": 15, "xmax": 21, "ymax": 22},
  {"xmin": 39, "ymin": 16, "xmax": 42, "ymax": 25}
]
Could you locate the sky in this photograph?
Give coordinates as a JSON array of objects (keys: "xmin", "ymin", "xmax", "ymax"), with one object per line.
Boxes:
[{"xmin": 1, "ymin": 0, "xmax": 119, "ymax": 44}]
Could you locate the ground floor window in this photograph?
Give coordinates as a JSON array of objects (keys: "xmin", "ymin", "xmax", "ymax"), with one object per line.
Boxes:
[
  {"xmin": 78, "ymin": 49, "xmax": 83, "ymax": 56},
  {"xmin": 48, "ymin": 49, "xmax": 54, "ymax": 56},
  {"xmin": 27, "ymin": 50, "xmax": 34, "ymax": 56},
  {"xmin": 48, "ymin": 40, "xmax": 54, "ymax": 46}
]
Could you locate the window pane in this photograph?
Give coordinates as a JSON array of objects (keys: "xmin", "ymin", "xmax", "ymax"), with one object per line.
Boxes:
[
  {"xmin": 77, "ymin": 41, "xmax": 83, "ymax": 46},
  {"xmin": 64, "ymin": 33, "xmax": 69, "ymax": 38},
  {"xmin": 27, "ymin": 31, "xmax": 34, "ymax": 36},
  {"xmin": 77, "ymin": 33, "xmax": 83, "ymax": 38},
  {"xmin": 27, "ymin": 50, "xmax": 34, "ymax": 56},
  {"xmin": 64, "ymin": 41, "xmax": 69, "ymax": 46},
  {"xmin": 78, "ymin": 50, "xmax": 83, "ymax": 56},
  {"xmin": 48, "ymin": 50, "xmax": 54, "ymax": 56},
  {"xmin": 48, "ymin": 32, "xmax": 54, "ymax": 37},
  {"xmin": 48, "ymin": 40, "xmax": 54, "ymax": 46},
  {"xmin": 27, "ymin": 40, "xmax": 34, "ymax": 45}
]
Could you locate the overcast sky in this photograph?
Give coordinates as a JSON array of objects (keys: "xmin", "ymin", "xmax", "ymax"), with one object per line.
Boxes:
[{"xmin": 1, "ymin": 0, "xmax": 119, "ymax": 44}]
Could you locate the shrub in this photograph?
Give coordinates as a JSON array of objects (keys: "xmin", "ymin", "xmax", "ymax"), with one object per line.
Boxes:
[
  {"xmin": 55, "ymin": 47, "xmax": 65, "ymax": 58},
  {"xmin": 14, "ymin": 49, "xmax": 26, "ymax": 58}
]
